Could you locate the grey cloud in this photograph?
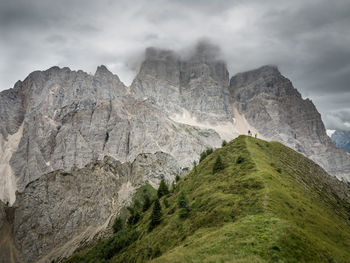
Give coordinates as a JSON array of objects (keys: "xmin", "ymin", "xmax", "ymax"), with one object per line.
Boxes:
[{"xmin": 0, "ymin": 0, "xmax": 349, "ymax": 130}]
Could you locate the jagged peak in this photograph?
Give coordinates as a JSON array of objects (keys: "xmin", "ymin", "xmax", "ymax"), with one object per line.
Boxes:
[
  {"xmin": 230, "ymin": 65, "xmax": 283, "ymax": 87},
  {"xmin": 94, "ymin": 65, "xmax": 123, "ymax": 84},
  {"xmin": 94, "ymin": 65, "xmax": 113, "ymax": 76},
  {"xmin": 235, "ymin": 65, "xmax": 280, "ymax": 78}
]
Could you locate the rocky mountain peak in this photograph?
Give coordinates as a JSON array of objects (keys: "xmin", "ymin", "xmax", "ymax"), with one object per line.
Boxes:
[
  {"xmin": 230, "ymin": 65, "xmax": 301, "ymax": 101},
  {"xmin": 94, "ymin": 65, "xmax": 116, "ymax": 79},
  {"xmin": 131, "ymin": 45, "xmax": 232, "ymax": 125},
  {"xmin": 230, "ymin": 65, "xmax": 279, "ymax": 87}
]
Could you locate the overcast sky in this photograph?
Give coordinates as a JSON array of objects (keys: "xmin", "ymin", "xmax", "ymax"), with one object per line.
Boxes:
[{"xmin": 1, "ymin": 0, "xmax": 350, "ymax": 131}]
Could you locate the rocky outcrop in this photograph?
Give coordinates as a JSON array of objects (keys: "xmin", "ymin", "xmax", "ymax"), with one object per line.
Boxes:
[
  {"xmin": 10, "ymin": 152, "xmax": 182, "ymax": 263},
  {"xmin": 331, "ymin": 130, "xmax": 350, "ymax": 153},
  {"xmin": 130, "ymin": 43, "xmax": 235, "ymax": 140},
  {"xmin": 229, "ymin": 65, "xmax": 350, "ymax": 181},
  {"xmin": 0, "ymin": 65, "xmax": 221, "ymax": 204}
]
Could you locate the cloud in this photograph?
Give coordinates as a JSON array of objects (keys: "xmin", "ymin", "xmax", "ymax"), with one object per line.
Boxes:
[{"xmin": 0, "ymin": 0, "xmax": 349, "ymax": 129}]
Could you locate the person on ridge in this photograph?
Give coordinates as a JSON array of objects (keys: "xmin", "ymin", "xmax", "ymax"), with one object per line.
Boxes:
[{"xmin": 254, "ymin": 132, "xmax": 258, "ymax": 138}]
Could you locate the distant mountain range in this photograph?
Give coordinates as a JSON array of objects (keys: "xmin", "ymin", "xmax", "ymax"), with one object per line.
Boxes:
[{"xmin": 331, "ymin": 130, "xmax": 350, "ymax": 153}]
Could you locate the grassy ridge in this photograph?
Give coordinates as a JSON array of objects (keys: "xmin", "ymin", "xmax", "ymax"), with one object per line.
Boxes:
[{"xmin": 66, "ymin": 136, "xmax": 350, "ymax": 263}]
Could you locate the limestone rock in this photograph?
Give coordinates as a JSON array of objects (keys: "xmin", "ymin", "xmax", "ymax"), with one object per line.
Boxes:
[
  {"xmin": 229, "ymin": 65, "xmax": 350, "ymax": 181},
  {"xmin": 11, "ymin": 152, "xmax": 181, "ymax": 262},
  {"xmin": 130, "ymin": 44, "xmax": 235, "ymax": 139},
  {"xmin": 0, "ymin": 65, "xmax": 221, "ymax": 204}
]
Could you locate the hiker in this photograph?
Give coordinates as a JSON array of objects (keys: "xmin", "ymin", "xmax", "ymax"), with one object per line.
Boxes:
[
  {"xmin": 254, "ymin": 132, "xmax": 258, "ymax": 138},
  {"xmin": 248, "ymin": 130, "xmax": 251, "ymax": 136}
]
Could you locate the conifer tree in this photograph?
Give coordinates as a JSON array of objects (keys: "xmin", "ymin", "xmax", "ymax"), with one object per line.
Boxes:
[
  {"xmin": 213, "ymin": 154, "xmax": 224, "ymax": 173},
  {"xmin": 112, "ymin": 217, "xmax": 123, "ymax": 233},
  {"xmin": 143, "ymin": 195, "xmax": 151, "ymax": 212},
  {"xmin": 157, "ymin": 179, "xmax": 169, "ymax": 198},
  {"xmin": 177, "ymin": 191, "xmax": 190, "ymax": 218},
  {"xmin": 193, "ymin": 160, "xmax": 197, "ymax": 174},
  {"xmin": 149, "ymin": 199, "xmax": 162, "ymax": 231}
]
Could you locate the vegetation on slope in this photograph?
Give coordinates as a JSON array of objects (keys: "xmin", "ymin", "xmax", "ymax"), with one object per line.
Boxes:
[{"xmin": 66, "ymin": 136, "xmax": 350, "ymax": 263}]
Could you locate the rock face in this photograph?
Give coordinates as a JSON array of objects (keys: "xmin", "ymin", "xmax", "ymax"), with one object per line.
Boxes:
[
  {"xmin": 0, "ymin": 65, "xmax": 220, "ymax": 204},
  {"xmin": 331, "ymin": 130, "xmax": 350, "ymax": 153},
  {"xmin": 9, "ymin": 152, "xmax": 182, "ymax": 263},
  {"xmin": 131, "ymin": 43, "xmax": 235, "ymax": 140},
  {"xmin": 229, "ymin": 66, "xmax": 350, "ymax": 181}
]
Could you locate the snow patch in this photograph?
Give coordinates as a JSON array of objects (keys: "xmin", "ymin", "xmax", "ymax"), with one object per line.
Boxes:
[{"xmin": 0, "ymin": 124, "xmax": 23, "ymax": 205}]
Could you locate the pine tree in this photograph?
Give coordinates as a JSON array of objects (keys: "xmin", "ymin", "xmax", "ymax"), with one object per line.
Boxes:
[
  {"xmin": 149, "ymin": 199, "xmax": 162, "ymax": 231},
  {"xmin": 143, "ymin": 195, "xmax": 151, "ymax": 212},
  {"xmin": 177, "ymin": 191, "xmax": 190, "ymax": 218},
  {"xmin": 128, "ymin": 210, "xmax": 141, "ymax": 225},
  {"xmin": 222, "ymin": 140, "xmax": 227, "ymax": 147},
  {"xmin": 112, "ymin": 217, "xmax": 123, "ymax": 233},
  {"xmin": 163, "ymin": 198, "xmax": 169, "ymax": 208},
  {"xmin": 157, "ymin": 179, "xmax": 169, "ymax": 198},
  {"xmin": 213, "ymin": 154, "xmax": 224, "ymax": 173},
  {"xmin": 193, "ymin": 160, "xmax": 197, "ymax": 174},
  {"xmin": 177, "ymin": 191, "xmax": 188, "ymax": 208},
  {"xmin": 199, "ymin": 151, "xmax": 207, "ymax": 162}
]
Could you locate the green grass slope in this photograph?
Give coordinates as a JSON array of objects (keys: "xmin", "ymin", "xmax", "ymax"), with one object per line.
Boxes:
[{"xmin": 66, "ymin": 136, "xmax": 350, "ymax": 263}]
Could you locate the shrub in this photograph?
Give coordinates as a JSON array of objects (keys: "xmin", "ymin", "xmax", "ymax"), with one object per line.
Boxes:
[
  {"xmin": 157, "ymin": 179, "xmax": 169, "ymax": 198},
  {"xmin": 102, "ymin": 229, "xmax": 139, "ymax": 260},
  {"xmin": 213, "ymin": 154, "xmax": 225, "ymax": 173},
  {"xmin": 236, "ymin": 155, "xmax": 244, "ymax": 164},
  {"xmin": 152, "ymin": 244, "xmax": 162, "ymax": 258},
  {"xmin": 175, "ymin": 174, "xmax": 181, "ymax": 182},
  {"xmin": 112, "ymin": 217, "xmax": 123, "ymax": 233}
]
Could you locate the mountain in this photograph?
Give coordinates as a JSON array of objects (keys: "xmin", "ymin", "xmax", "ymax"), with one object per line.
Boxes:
[
  {"xmin": 132, "ymin": 45, "xmax": 350, "ymax": 182},
  {"xmin": 1, "ymin": 45, "xmax": 350, "ymax": 207},
  {"xmin": 130, "ymin": 44, "xmax": 234, "ymax": 139},
  {"xmin": 0, "ymin": 152, "xmax": 182, "ymax": 263},
  {"xmin": 0, "ymin": 65, "xmax": 220, "ymax": 205},
  {"xmin": 331, "ymin": 130, "xmax": 350, "ymax": 153},
  {"xmin": 1, "ymin": 43, "xmax": 350, "ymax": 262},
  {"xmin": 65, "ymin": 136, "xmax": 350, "ymax": 263},
  {"xmin": 229, "ymin": 66, "xmax": 350, "ymax": 181}
]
